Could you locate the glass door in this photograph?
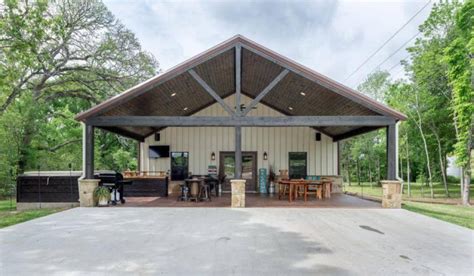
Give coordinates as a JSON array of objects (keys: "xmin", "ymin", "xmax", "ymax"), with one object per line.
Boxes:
[{"xmin": 219, "ymin": 152, "xmax": 257, "ymax": 192}]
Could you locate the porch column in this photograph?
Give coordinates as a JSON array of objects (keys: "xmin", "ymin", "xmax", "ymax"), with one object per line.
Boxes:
[
  {"xmin": 386, "ymin": 123, "xmax": 396, "ymax": 180},
  {"xmin": 235, "ymin": 126, "xmax": 242, "ymax": 178},
  {"xmin": 84, "ymin": 123, "xmax": 95, "ymax": 179}
]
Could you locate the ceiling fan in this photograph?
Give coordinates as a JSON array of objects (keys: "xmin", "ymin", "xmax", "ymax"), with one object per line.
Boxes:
[{"xmin": 234, "ymin": 104, "xmax": 257, "ymax": 111}]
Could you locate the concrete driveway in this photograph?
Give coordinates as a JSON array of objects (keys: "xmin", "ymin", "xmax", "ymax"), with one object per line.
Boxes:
[{"xmin": 1, "ymin": 207, "xmax": 472, "ymax": 275}]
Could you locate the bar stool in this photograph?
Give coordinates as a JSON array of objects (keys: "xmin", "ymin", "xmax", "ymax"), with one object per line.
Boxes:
[
  {"xmin": 177, "ymin": 182, "xmax": 190, "ymax": 201},
  {"xmin": 199, "ymin": 182, "xmax": 212, "ymax": 201}
]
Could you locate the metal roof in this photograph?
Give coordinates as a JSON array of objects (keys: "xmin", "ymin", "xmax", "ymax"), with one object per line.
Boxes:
[{"xmin": 75, "ymin": 35, "xmax": 406, "ymax": 140}]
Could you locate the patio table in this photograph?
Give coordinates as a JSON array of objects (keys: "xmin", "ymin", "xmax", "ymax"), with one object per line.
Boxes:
[
  {"xmin": 185, "ymin": 178, "xmax": 204, "ymax": 202},
  {"xmin": 278, "ymin": 180, "xmax": 307, "ymax": 203},
  {"xmin": 279, "ymin": 179, "xmax": 332, "ymax": 202}
]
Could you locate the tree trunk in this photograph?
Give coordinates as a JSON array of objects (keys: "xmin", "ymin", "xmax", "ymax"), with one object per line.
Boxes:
[
  {"xmin": 406, "ymin": 134, "xmax": 411, "ymax": 197},
  {"xmin": 462, "ymin": 164, "xmax": 471, "ymax": 205},
  {"xmin": 367, "ymin": 147, "xmax": 373, "ymax": 188},
  {"xmin": 461, "ymin": 129, "xmax": 472, "ymax": 205},
  {"xmin": 356, "ymin": 158, "xmax": 361, "ymax": 185},
  {"xmin": 431, "ymin": 125, "xmax": 449, "ymax": 197},
  {"xmin": 414, "ymin": 92, "xmax": 434, "ymax": 198},
  {"xmin": 376, "ymin": 157, "xmax": 381, "ymax": 185},
  {"xmin": 346, "ymin": 157, "xmax": 351, "ymax": 186}
]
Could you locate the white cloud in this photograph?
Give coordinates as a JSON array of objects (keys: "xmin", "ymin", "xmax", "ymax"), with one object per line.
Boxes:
[{"xmin": 104, "ymin": 0, "xmax": 433, "ymax": 88}]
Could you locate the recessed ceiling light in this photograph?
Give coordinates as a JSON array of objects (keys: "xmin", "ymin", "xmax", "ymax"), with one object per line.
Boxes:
[
  {"xmin": 183, "ymin": 107, "xmax": 188, "ymax": 111},
  {"xmin": 171, "ymin": 92, "xmax": 177, "ymax": 97},
  {"xmin": 300, "ymin": 92, "xmax": 306, "ymax": 96},
  {"xmin": 288, "ymin": 106, "xmax": 293, "ymax": 111}
]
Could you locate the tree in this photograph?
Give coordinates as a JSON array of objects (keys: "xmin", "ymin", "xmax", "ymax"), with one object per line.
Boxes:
[
  {"xmin": 0, "ymin": 0, "xmax": 159, "ymax": 191},
  {"xmin": 444, "ymin": 0, "xmax": 473, "ymax": 205}
]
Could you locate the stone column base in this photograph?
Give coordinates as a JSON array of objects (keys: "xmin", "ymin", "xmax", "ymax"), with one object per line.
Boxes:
[
  {"xmin": 381, "ymin": 180, "xmax": 401, "ymax": 208},
  {"xmin": 78, "ymin": 179, "xmax": 100, "ymax": 207},
  {"xmin": 231, "ymin": 179, "xmax": 246, "ymax": 208}
]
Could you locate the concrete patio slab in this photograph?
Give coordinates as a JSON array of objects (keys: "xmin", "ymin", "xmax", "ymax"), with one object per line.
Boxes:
[{"xmin": 1, "ymin": 207, "xmax": 472, "ymax": 275}]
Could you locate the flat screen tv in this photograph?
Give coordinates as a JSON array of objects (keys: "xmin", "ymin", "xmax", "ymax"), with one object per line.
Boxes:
[{"xmin": 149, "ymin": 145, "xmax": 170, "ymax": 158}]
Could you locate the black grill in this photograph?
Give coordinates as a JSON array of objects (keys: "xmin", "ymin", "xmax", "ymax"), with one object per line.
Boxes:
[{"xmin": 94, "ymin": 171, "xmax": 132, "ymax": 204}]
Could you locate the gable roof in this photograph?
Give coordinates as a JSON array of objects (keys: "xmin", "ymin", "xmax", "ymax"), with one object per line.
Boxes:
[{"xmin": 75, "ymin": 35, "xmax": 406, "ymax": 140}]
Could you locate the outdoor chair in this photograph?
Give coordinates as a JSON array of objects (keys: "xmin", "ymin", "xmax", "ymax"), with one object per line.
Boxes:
[
  {"xmin": 294, "ymin": 179, "xmax": 308, "ymax": 202},
  {"xmin": 305, "ymin": 176, "xmax": 323, "ymax": 200}
]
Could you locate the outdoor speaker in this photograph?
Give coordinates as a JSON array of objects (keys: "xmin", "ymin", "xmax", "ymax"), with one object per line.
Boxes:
[
  {"xmin": 154, "ymin": 132, "xmax": 160, "ymax": 142},
  {"xmin": 315, "ymin": 133, "xmax": 321, "ymax": 141}
]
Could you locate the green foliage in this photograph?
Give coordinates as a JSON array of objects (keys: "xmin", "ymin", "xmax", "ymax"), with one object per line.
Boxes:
[
  {"xmin": 343, "ymin": 0, "xmax": 471, "ymax": 203},
  {"xmin": 93, "ymin": 186, "xmax": 110, "ymax": 200},
  {"xmin": 0, "ymin": 0, "xmax": 159, "ymax": 190},
  {"xmin": 443, "ymin": 0, "xmax": 473, "ymax": 169}
]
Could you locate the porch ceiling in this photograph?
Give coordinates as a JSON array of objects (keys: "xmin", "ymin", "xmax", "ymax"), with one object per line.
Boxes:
[{"xmin": 75, "ymin": 35, "xmax": 406, "ymax": 141}]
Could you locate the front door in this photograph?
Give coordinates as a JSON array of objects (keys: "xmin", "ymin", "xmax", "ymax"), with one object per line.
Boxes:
[{"xmin": 219, "ymin": 151, "xmax": 257, "ymax": 192}]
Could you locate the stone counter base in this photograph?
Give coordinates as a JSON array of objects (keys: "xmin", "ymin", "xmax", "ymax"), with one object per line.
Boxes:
[
  {"xmin": 231, "ymin": 179, "xmax": 246, "ymax": 207},
  {"xmin": 381, "ymin": 180, "xmax": 401, "ymax": 208}
]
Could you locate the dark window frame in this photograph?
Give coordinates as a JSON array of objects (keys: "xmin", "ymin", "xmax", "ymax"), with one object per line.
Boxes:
[
  {"xmin": 288, "ymin": 152, "xmax": 307, "ymax": 179},
  {"xmin": 170, "ymin": 151, "xmax": 189, "ymax": 180}
]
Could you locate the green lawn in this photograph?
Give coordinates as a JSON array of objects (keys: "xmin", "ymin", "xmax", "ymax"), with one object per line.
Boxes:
[
  {"xmin": 0, "ymin": 199, "xmax": 68, "ymax": 228},
  {"xmin": 402, "ymin": 201, "xmax": 474, "ymax": 229},
  {"xmin": 344, "ymin": 182, "xmax": 474, "ymax": 229},
  {"xmin": 343, "ymin": 182, "xmax": 474, "ymax": 200}
]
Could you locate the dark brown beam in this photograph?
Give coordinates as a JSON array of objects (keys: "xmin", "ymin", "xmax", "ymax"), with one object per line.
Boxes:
[
  {"xmin": 235, "ymin": 126, "xmax": 242, "ymax": 178},
  {"xmin": 98, "ymin": 127, "xmax": 146, "ymax": 142},
  {"xmin": 235, "ymin": 44, "xmax": 242, "ymax": 115},
  {"xmin": 387, "ymin": 123, "xmax": 397, "ymax": 180},
  {"xmin": 332, "ymin": 126, "xmax": 382, "ymax": 142},
  {"xmin": 87, "ymin": 116, "xmax": 396, "ymax": 127},
  {"xmin": 84, "ymin": 124, "xmax": 94, "ymax": 179}
]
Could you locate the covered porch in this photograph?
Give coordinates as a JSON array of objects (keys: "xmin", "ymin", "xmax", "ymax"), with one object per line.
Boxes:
[{"xmin": 75, "ymin": 35, "xmax": 406, "ymax": 207}]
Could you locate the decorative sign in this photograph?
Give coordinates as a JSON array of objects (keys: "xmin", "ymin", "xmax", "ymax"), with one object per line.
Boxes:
[{"xmin": 259, "ymin": 168, "xmax": 267, "ymax": 194}]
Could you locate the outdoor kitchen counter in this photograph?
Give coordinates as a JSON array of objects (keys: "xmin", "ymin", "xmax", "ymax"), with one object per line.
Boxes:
[{"xmin": 122, "ymin": 176, "xmax": 168, "ymax": 197}]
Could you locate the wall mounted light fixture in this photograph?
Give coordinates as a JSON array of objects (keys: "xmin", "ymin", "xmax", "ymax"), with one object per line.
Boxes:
[
  {"xmin": 263, "ymin": 151, "xmax": 268, "ymax": 160},
  {"xmin": 211, "ymin": 152, "xmax": 216, "ymax": 161}
]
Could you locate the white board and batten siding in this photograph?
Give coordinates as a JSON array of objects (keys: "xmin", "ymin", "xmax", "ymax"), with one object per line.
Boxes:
[{"xmin": 140, "ymin": 95, "xmax": 338, "ymax": 176}]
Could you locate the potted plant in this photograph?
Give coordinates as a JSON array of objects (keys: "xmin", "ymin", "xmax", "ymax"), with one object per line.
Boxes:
[
  {"xmin": 268, "ymin": 165, "xmax": 276, "ymax": 194},
  {"xmin": 94, "ymin": 186, "xmax": 111, "ymax": 207}
]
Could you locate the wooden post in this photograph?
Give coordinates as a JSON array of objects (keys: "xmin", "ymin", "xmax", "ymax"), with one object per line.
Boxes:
[
  {"xmin": 387, "ymin": 123, "xmax": 396, "ymax": 180},
  {"xmin": 235, "ymin": 126, "xmax": 242, "ymax": 179},
  {"xmin": 235, "ymin": 44, "xmax": 242, "ymax": 115},
  {"xmin": 84, "ymin": 123, "xmax": 94, "ymax": 179},
  {"xmin": 235, "ymin": 44, "xmax": 242, "ymax": 179}
]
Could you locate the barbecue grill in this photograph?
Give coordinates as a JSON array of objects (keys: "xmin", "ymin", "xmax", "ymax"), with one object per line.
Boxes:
[{"xmin": 94, "ymin": 171, "xmax": 132, "ymax": 205}]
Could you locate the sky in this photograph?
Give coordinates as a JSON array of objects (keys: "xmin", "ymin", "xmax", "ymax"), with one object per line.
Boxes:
[{"xmin": 103, "ymin": 0, "xmax": 434, "ymax": 88}]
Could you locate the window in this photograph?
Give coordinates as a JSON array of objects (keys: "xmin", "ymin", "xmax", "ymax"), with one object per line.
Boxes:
[
  {"xmin": 289, "ymin": 152, "xmax": 307, "ymax": 179},
  {"xmin": 171, "ymin": 152, "xmax": 189, "ymax": 180}
]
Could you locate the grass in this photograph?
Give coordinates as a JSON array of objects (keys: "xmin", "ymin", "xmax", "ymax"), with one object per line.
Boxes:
[
  {"xmin": 344, "ymin": 182, "xmax": 474, "ymax": 229},
  {"xmin": 0, "ymin": 199, "xmax": 68, "ymax": 229},
  {"xmin": 343, "ymin": 182, "xmax": 474, "ymax": 201},
  {"xmin": 402, "ymin": 201, "xmax": 474, "ymax": 229}
]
